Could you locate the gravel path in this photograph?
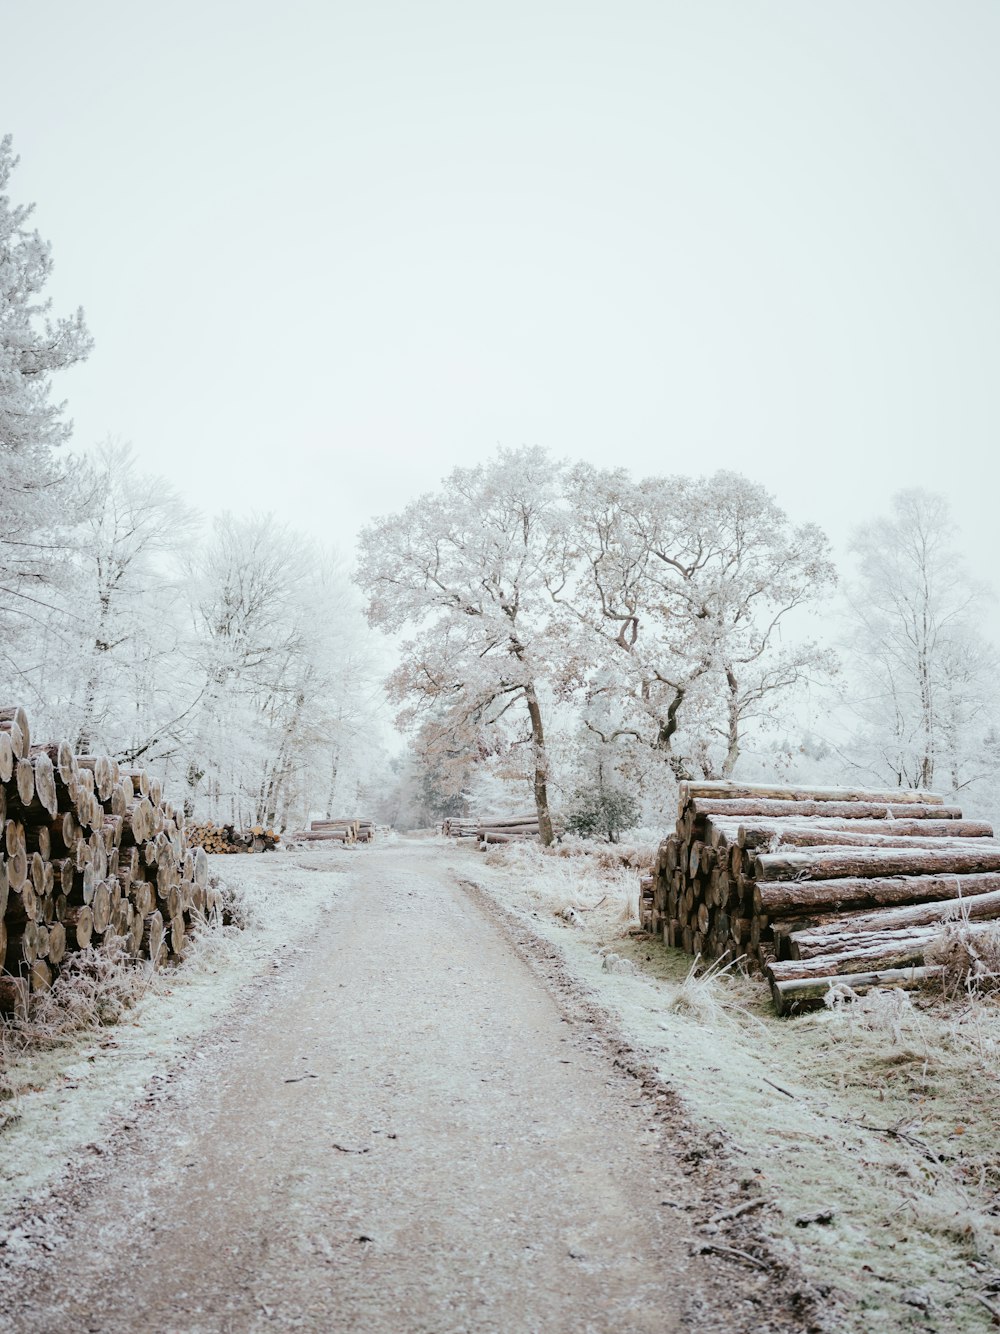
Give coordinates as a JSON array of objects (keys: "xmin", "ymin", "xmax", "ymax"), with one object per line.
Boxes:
[{"xmin": 0, "ymin": 844, "xmax": 795, "ymax": 1333}]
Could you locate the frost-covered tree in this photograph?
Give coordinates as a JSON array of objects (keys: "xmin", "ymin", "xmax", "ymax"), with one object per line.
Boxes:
[
  {"xmin": 0, "ymin": 135, "xmax": 92, "ymax": 624},
  {"xmin": 842, "ymin": 489, "xmax": 999, "ymax": 800},
  {"xmin": 184, "ymin": 514, "xmax": 379, "ymax": 827},
  {"xmin": 68, "ymin": 440, "xmax": 197, "ymax": 757},
  {"xmin": 561, "ymin": 466, "xmax": 836, "ymax": 780},
  {"xmin": 356, "ymin": 447, "xmax": 570, "ymax": 844}
]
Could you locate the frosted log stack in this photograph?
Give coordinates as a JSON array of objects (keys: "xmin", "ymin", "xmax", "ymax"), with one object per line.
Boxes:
[
  {"xmin": 0, "ymin": 705, "xmax": 219, "ymax": 1018},
  {"xmin": 187, "ymin": 822, "xmax": 281, "ymax": 854},
  {"xmin": 290, "ymin": 818, "xmax": 374, "ymax": 845},
  {"xmin": 441, "ymin": 818, "xmax": 479, "ymax": 839},
  {"xmin": 640, "ymin": 781, "xmax": 1000, "ymax": 1014}
]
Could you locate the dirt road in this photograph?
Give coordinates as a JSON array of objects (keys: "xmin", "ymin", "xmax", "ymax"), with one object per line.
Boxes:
[{"xmin": 0, "ymin": 844, "xmax": 794, "ymax": 1333}]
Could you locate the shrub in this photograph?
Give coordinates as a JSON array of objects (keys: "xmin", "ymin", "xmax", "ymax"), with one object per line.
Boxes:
[{"xmin": 565, "ymin": 783, "xmax": 640, "ymax": 843}]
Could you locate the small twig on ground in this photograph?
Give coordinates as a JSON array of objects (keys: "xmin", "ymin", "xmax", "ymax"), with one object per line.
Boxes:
[
  {"xmin": 710, "ymin": 1197, "xmax": 768, "ymax": 1226},
  {"xmin": 973, "ymin": 1292, "xmax": 1000, "ymax": 1324},
  {"xmin": 577, "ymin": 896, "xmax": 608, "ymax": 912},
  {"xmin": 693, "ymin": 1241, "xmax": 769, "ymax": 1271},
  {"xmin": 762, "ymin": 1077, "xmax": 798, "ymax": 1099}
]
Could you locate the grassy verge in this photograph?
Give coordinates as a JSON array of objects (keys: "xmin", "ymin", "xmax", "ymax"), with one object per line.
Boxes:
[{"xmin": 468, "ymin": 839, "xmax": 1000, "ymax": 1333}]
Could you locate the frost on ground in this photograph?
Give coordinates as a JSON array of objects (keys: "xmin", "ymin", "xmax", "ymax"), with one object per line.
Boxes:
[
  {"xmin": 468, "ymin": 838, "xmax": 1000, "ymax": 1334},
  {"xmin": 0, "ymin": 849, "xmax": 353, "ymax": 1216}
]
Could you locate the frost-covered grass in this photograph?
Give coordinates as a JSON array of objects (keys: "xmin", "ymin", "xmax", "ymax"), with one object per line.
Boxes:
[
  {"xmin": 0, "ymin": 850, "xmax": 352, "ymax": 1215},
  {"xmin": 472, "ymin": 841, "xmax": 1000, "ymax": 1333}
]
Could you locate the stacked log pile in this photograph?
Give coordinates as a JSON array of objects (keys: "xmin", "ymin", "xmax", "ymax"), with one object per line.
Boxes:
[
  {"xmin": 187, "ymin": 822, "xmax": 280, "ymax": 854},
  {"xmin": 642, "ymin": 781, "xmax": 1000, "ymax": 1013},
  {"xmin": 0, "ymin": 706, "xmax": 219, "ymax": 1018},
  {"xmin": 478, "ymin": 813, "xmax": 542, "ymax": 846},
  {"xmin": 441, "ymin": 818, "xmax": 479, "ymax": 839},
  {"xmin": 289, "ymin": 818, "xmax": 374, "ymax": 846}
]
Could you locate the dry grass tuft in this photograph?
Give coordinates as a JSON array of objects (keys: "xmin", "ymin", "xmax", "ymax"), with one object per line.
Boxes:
[
  {"xmin": 926, "ymin": 919, "xmax": 1000, "ymax": 998},
  {"xmin": 1, "ymin": 940, "xmax": 152, "ymax": 1061},
  {"xmin": 659, "ymin": 954, "xmax": 746, "ymax": 1025}
]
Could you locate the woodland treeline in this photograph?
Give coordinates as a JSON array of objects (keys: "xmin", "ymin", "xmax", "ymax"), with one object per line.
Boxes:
[
  {"xmin": 0, "ymin": 137, "xmax": 380, "ymax": 827},
  {"xmin": 358, "ymin": 455, "xmax": 1000, "ymax": 839},
  {"xmin": 3, "ymin": 134, "xmax": 998, "ymax": 837}
]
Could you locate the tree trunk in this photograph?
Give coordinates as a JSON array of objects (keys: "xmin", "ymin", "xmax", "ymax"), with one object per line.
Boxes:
[
  {"xmin": 722, "ymin": 666, "xmax": 740, "ymax": 777},
  {"xmin": 523, "ymin": 683, "xmax": 554, "ymax": 846}
]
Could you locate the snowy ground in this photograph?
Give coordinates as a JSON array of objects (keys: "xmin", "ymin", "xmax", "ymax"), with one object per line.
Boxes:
[
  {"xmin": 467, "ymin": 839, "xmax": 1000, "ymax": 1333},
  {"xmin": 0, "ymin": 840, "xmax": 814, "ymax": 1333},
  {"xmin": 3, "ymin": 836, "xmax": 998, "ymax": 1331}
]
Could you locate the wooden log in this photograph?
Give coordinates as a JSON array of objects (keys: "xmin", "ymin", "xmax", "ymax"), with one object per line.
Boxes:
[
  {"xmin": 689, "ymin": 798, "xmax": 963, "ymax": 822},
  {"xmin": 790, "ymin": 919, "xmax": 1000, "ymax": 962},
  {"xmin": 755, "ymin": 845, "xmax": 1000, "ymax": 884},
  {"xmin": 30, "ymin": 958, "xmax": 52, "ymax": 992},
  {"xmin": 683, "ymin": 781, "xmax": 944, "ymax": 806},
  {"xmin": 91, "ymin": 881, "xmax": 112, "ymax": 934},
  {"xmin": 168, "ymin": 913, "xmax": 185, "ymax": 956},
  {"xmin": 788, "ymin": 887, "xmax": 1000, "ymax": 948},
  {"xmin": 31, "ymin": 752, "xmax": 58, "ymax": 817},
  {"xmin": 15, "ymin": 757, "xmax": 34, "ymax": 807},
  {"xmin": 756, "ymin": 871, "xmax": 1000, "ymax": 918},
  {"xmin": 0, "ymin": 706, "xmax": 29, "ymax": 758},
  {"xmin": 76, "ymin": 755, "xmax": 115, "ymax": 802},
  {"xmin": 6, "ymin": 918, "xmax": 40, "ymax": 969},
  {"xmin": 767, "ymin": 922, "xmax": 1000, "ymax": 981},
  {"xmin": 0, "ymin": 705, "xmax": 30, "ymax": 745},
  {"xmin": 0, "ymin": 974, "xmax": 29, "ymax": 1018},
  {"xmin": 720, "ymin": 819, "xmax": 995, "ymax": 849},
  {"xmin": 24, "ymin": 823, "xmax": 52, "ymax": 860},
  {"xmin": 64, "ymin": 905, "xmax": 94, "ymax": 949},
  {"xmin": 771, "ymin": 965, "xmax": 943, "ymax": 1015},
  {"xmin": 0, "ymin": 730, "xmax": 13, "ymax": 783},
  {"xmin": 142, "ymin": 910, "xmax": 165, "ymax": 966}
]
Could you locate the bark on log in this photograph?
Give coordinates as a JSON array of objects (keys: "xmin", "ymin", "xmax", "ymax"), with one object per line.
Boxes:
[
  {"xmin": 64, "ymin": 905, "xmax": 94, "ymax": 949},
  {"xmin": 682, "ymin": 781, "xmax": 943, "ymax": 806},
  {"xmin": 756, "ymin": 871, "xmax": 1000, "ymax": 917},
  {"xmin": 30, "ymin": 958, "xmax": 52, "ymax": 992},
  {"xmin": 754, "ymin": 845, "xmax": 1000, "ymax": 884},
  {"xmin": 15, "ymin": 757, "xmax": 34, "ymax": 807},
  {"xmin": 0, "ymin": 974, "xmax": 29, "ymax": 1017},
  {"xmin": 767, "ymin": 923, "xmax": 1000, "ymax": 981},
  {"xmin": 689, "ymin": 798, "xmax": 963, "ymax": 822},
  {"xmin": 788, "ymin": 888, "xmax": 1000, "ymax": 946},
  {"xmin": 771, "ymin": 965, "xmax": 943, "ymax": 1015},
  {"xmin": 716, "ymin": 819, "xmax": 995, "ymax": 850},
  {"xmin": 0, "ymin": 706, "xmax": 30, "ymax": 753}
]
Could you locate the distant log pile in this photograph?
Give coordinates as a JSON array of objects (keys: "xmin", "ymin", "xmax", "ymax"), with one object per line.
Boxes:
[
  {"xmin": 290, "ymin": 818, "xmax": 374, "ymax": 846},
  {"xmin": 440, "ymin": 817, "xmax": 479, "ymax": 839},
  {"xmin": 640, "ymin": 781, "xmax": 1000, "ymax": 1014},
  {"xmin": 477, "ymin": 814, "xmax": 546, "ymax": 846},
  {"xmin": 0, "ymin": 706, "xmax": 219, "ymax": 1018},
  {"xmin": 441, "ymin": 813, "xmax": 559, "ymax": 847},
  {"xmin": 186, "ymin": 822, "xmax": 281, "ymax": 854}
]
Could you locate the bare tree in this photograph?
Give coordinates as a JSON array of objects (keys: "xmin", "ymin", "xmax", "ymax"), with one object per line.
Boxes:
[
  {"xmin": 561, "ymin": 466, "xmax": 836, "ymax": 779},
  {"xmin": 844, "ymin": 489, "xmax": 999, "ymax": 795},
  {"xmin": 0, "ymin": 136, "xmax": 92, "ymax": 629},
  {"xmin": 356, "ymin": 447, "xmax": 569, "ymax": 844}
]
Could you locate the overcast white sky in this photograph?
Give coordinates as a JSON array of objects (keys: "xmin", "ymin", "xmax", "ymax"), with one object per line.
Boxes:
[{"xmin": 2, "ymin": 0, "xmax": 998, "ymax": 594}]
